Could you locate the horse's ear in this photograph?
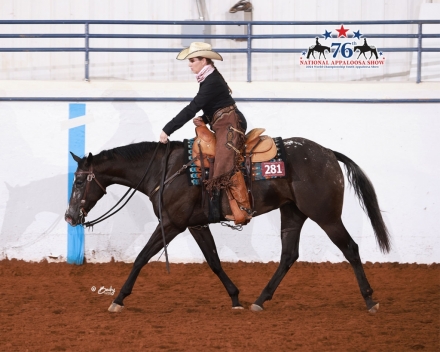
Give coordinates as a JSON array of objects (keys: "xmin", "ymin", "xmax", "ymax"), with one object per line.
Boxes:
[
  {"xmin": 70, "ymin": 152, "xmax": 82, "ymax": 163},
  {"xmin": 85, "ymin": 152, "xmax": 93, "ymax": 167}
]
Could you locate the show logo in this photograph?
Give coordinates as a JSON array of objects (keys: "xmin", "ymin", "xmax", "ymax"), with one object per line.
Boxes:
[{"xmin": 299, "ymin": 24, "xmax": 386, "ymax": 69}]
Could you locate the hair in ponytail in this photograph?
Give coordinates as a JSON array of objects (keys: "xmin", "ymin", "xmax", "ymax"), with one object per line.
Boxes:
[{"xmin": 200, "ymin": 57, "xmax": 232, "ymax": 94}]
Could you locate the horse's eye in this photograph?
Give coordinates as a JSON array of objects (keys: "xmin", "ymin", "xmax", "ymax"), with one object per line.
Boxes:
[{"xmin": 75, "ymin": 180, "xmax": 84, "ymax": 186}]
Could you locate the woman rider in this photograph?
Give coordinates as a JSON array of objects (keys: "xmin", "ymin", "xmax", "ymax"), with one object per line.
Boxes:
[{"xmin": 159, "ymin": 42, "xmax": 252, "ymax": 225}]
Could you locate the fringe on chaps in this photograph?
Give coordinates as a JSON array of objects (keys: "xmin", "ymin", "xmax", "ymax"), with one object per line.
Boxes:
[{"xmin": 204, "ymin": 105, "xmax": 245, "ymax": 193}]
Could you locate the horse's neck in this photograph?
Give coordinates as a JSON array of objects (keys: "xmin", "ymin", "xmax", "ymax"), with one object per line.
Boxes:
[{"xmin": 97, "ymin": 157, "xmax": 158, "ymax": 192}]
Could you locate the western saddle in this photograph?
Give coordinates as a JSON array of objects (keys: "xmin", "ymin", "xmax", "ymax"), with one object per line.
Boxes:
[
  {"xmin": 192, "ymin": 125, "xmax": 277, "ymax": 168},
  {"xmin": 191, "ymin": 124, "xmax": 278, "ymax": 225}
]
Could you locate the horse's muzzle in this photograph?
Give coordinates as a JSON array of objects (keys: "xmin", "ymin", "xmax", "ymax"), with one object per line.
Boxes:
[
  {"xmin": 64, "ymin": 208, "xmax": 86, "ymax": 227},
  {"xmin": 65, "ymin": 213, "xmax": 77, "ymax": 227}
]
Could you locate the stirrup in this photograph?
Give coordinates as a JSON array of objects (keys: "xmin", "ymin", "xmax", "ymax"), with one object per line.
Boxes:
[
  {"xmin": 224, "ymin": 213, "xmax": 252, "ymax": 225},
  {"xmin": 221, "ymin": 221, "xmax": 243, "ymax": 231},
  {"xmin": 239, "ymin": 206, "xmax": 253, "ymax": 215}
]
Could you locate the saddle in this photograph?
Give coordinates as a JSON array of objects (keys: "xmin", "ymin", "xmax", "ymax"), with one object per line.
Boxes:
[{"xmin": 192, "ymin": 125, "xmax": 277, "ymax": 167}]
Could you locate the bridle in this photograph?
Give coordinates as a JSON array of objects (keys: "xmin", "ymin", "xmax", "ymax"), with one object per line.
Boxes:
[
  {"xmin": 75, "ymin": 164, "xmax": 107, "ymax": 218},
  {"xmin": 71, "ymin": 142, "xmax": 183, "ymax": 273}
]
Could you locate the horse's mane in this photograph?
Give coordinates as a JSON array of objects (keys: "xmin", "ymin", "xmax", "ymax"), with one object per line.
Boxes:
[{"xmin": 92, "ymin": 141, "xmax": 183, "ymax": 165}]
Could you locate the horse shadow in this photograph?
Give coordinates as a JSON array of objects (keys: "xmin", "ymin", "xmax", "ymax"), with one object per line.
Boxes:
[
  {"xmin": 1, "ymin": 176, "xmax": 156, "ymax": 253},
  {"xmin": 1, "ymin": 95, "xmax": 158, "ymax": 259}
]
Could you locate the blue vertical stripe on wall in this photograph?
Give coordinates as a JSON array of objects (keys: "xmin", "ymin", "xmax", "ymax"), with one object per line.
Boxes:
[{"xmin": 67, "ymin": 103, "xmax": 86, "ymax": 265}]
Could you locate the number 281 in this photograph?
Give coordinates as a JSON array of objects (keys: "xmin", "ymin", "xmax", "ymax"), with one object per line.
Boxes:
[{"xmin": 264, "ymin": 164, "xmax": 282, "ymax": 174}]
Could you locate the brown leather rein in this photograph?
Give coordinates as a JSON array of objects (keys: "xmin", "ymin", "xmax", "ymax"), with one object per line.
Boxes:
[
  {"xmin": 73, "ymin": 142, "xmax": 208, "ymax": 273},
  {"xmin": 75, "ymin": 142, "xmax": 172, "ymax": 272}
]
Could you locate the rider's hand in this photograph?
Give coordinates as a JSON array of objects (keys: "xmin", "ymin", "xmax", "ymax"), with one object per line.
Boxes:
[
  {"xmin": 159, "ymin": 130, "xmax": 169, "ymax": 144},
  {"xmin": 193, "ymin": 117, "xmax": 205, "ymax": 127}
]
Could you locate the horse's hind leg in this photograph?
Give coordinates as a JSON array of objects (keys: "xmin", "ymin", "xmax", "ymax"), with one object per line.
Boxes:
[
  {"xmin": 189, "ymin": 226, "xmax": 242, "ymax": 309},
  {"xmin": 251, "ymin": 202, "xmax": 307, "ymax": 311},
  {"xmin": 320, "ymin": 219, "xmax": 378, "ymax": 313}
]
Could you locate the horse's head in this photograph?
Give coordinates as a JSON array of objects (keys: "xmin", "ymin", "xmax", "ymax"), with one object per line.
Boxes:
[{"xmin": 65, "ymin": 152, "xmax": 107, "ymax": 227}]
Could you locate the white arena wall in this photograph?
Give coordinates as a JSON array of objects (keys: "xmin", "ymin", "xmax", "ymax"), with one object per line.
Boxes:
[
  {"xmin": 0, "ymin": 80, "xmax": 439, "ymax": 264},
  {"xmin": 1, "ymin": 0, "xmax": 439, "ymax": 264}
]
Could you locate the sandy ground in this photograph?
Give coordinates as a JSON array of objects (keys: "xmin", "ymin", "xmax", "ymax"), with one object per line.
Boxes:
[{"xmin": 0, "ymin": 260, "xmax": 438, "ymax": 351}]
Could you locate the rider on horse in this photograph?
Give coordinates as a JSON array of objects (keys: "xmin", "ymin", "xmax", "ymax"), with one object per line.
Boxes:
[{"xmin": 159, "ymin": 42, "xmax": 252, "ymax": 225}]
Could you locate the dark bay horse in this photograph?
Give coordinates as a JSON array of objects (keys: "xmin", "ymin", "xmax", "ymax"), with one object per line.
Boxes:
[{"xmin": 65, "ymin": 137, "xmax": 391, "ymax": 313}]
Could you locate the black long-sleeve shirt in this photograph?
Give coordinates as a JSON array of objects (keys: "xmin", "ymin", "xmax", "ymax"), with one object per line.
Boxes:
[{"xmin": 162, "ymin": 69, "xmax": 236, "ymax": 136}]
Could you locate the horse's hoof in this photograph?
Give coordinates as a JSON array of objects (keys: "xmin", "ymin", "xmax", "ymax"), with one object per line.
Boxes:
[
  {"xmin": 232, "ymin": 305, "xmax": 244, "ymax": 310},
  {"xmin": 250, "ymin": 304, "xmax": 263, "ymax": 312},
  {"xmin": 108, "ymin": 302, "xmax": 124, "ymax": 313},
  {"xmin": 368, "ymin": 303, "xmax": 379, "ymax": 314}
]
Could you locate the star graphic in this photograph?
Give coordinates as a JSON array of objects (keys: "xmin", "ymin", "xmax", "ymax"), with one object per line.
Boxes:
[
  {"xmin": 353, "ymin": 30, "xmax": 362, "ymax": 39},
  {"xmin": 322, "ymin": 30, "xmax": 332, "ymax": 40},
  {"xmin": 379, "ymin": 51, "xmax": 383, "ymax": 56},
  {"xmin": 302, "ymin": 51, "xmax": 306, "ymax": 55},
  {"xmin": 336, "ymin": 25, "xmax": 349, "ymax": 38}
]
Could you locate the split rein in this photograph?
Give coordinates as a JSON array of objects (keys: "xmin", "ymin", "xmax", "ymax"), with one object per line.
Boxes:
[
  {"xmin": 78, "ymin": 142, "xmax": 197, "ymax": 228},
  {"xmin": 77, "ymin": 142, "xmax": 164, "ymax": 228},
  {"xmin": 75, "ymin": 142, "xmax": 197, "ymax": 273}
]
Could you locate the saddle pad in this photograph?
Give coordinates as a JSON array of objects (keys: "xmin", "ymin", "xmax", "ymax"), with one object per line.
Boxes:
[
  {"xmin": 184, "ymin": 138, "xmax": 208, "ymax": 186},
  {"xmin": 251, "ymin": 137, "xmax": 287, "ymax": 181},
  {"xmin": 184, "ymin": 137, "xmax": 287, "ymax": 186}
]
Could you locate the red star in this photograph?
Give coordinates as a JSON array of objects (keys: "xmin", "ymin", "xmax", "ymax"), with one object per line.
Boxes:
[{"xmin": 336, "ymin": 25, "xmax": 349, "ymax": 38}]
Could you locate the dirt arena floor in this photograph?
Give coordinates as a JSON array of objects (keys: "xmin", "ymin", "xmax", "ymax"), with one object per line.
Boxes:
[{"xmin": 0, "ymin": 259, "xmax": 438, "ymax": 352}]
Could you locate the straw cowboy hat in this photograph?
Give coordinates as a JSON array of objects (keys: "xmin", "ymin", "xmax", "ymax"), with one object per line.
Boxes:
[{"xmin": 176, "ymin": 42, "xmax": 223, "ymax": 61}]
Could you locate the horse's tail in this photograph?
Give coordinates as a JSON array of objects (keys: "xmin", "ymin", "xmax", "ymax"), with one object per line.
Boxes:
[{"xmin": 333, "ymin": 151, "xmax": 391, "ymax": 253}]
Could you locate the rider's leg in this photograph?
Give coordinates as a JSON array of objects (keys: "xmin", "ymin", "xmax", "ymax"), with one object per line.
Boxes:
[
  {"xmin": 204, "ymin": 105, "xmax": 252, "ymax": 225},
  {"xmin": 225, "ymin": 171, "xmax": 252, "ymax": 225}
]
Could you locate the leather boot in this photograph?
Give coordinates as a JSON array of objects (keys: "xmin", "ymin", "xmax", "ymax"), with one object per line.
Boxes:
[{"xmin": 225, "ymin": 171, "xmax": 252, "ymax": 225}]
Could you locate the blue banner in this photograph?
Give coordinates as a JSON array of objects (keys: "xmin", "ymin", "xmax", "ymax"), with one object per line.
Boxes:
[{"xmin": 67, "ymin": 103, "xmax": 86, "ymax": 265}]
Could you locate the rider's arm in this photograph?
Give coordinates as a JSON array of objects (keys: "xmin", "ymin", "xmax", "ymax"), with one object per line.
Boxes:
[{"xmin": 162, "ymin": 77, "xmax": 220, "ymax": 136}]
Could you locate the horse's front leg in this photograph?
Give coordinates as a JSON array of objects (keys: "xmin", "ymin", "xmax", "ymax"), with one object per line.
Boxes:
[
  {"xmin": 108, "ymin": 224, "xmax": 183, "ymax": 312},
  {"xmin": 251, "ymin": 202, "xmax": 307, "ymax": 311},
  {"xmin": 188, "ymin": 226, "xmax": 242, "ymax": 309}
]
